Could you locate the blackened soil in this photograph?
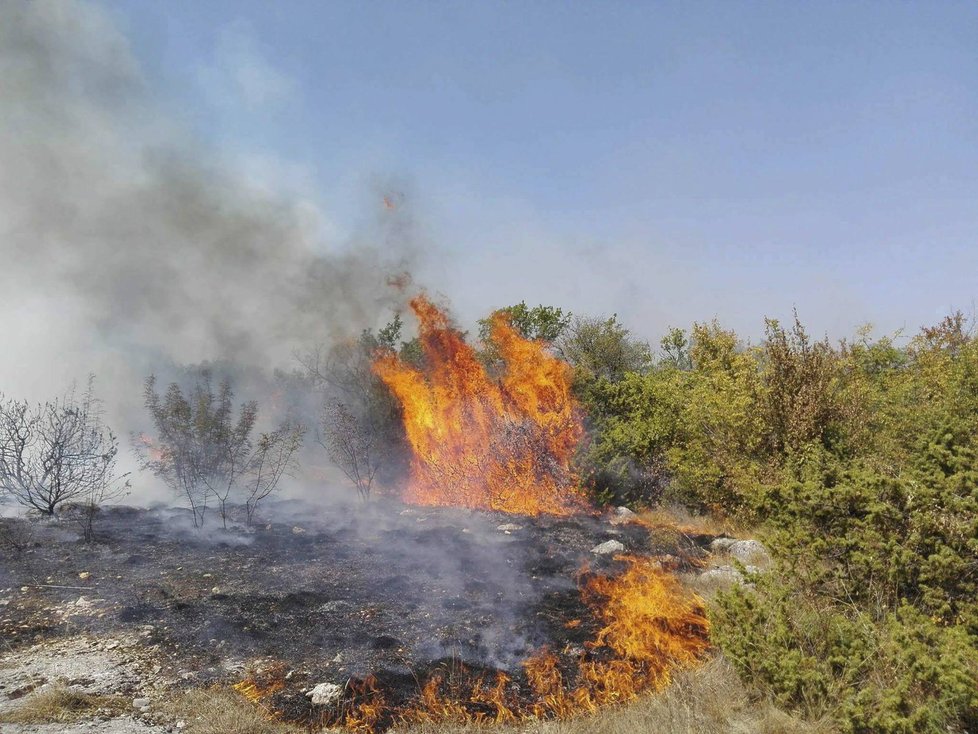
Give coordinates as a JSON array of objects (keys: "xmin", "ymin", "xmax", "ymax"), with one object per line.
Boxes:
[{"xmin": 0, "ymin": 498, "xmax": 709, "ymax": 721}]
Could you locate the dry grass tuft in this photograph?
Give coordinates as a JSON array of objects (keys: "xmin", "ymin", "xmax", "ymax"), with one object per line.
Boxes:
[
  {"xmin": 638, "ymin": 504, "xmax": 750, "ymax": 538},
  {"xmin": 165, "ymin": 686, "xmax": 303, "ymax": 734},
  {"xmin": 0, "ymin": 684, "xmax": 128, "ymax": 724}
]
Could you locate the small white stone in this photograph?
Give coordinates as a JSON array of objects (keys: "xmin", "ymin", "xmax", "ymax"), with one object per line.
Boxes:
[
  {"xmin": 496, "ymin": 523, "xmax": 523, "ymax": 532},
  {"xmin": 609, "ymin": 507, "xmax": 638, "ymax": 525},
  {"xmin": 590, "ymin": 539, "xmax": 626, "ymax": 555},
  {"xmin": 306, "ymin": 682, "xmax": 343, "ymax": 706}
]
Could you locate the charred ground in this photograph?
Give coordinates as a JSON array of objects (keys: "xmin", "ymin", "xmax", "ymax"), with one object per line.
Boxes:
[{"xmin": 0, "ymin": 501, "xmax": 711, "ymax": 728}]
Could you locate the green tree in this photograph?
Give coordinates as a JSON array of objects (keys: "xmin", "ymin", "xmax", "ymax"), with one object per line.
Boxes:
[
  {"xmin": 556, "ymin": 314, "xmax": 652, "ymax": 384},
  {"xmin": 478, "ymin": 302, "xmax": 571, "ymax": 345},
  {"xmin": 658, "ymin": 327, "xmax": 692, "ymax": 370}
]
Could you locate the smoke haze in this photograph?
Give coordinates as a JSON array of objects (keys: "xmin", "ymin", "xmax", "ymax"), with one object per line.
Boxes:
[{"xmin": 0, "ymin": 1, "xmax": 414, "ymax": 441}]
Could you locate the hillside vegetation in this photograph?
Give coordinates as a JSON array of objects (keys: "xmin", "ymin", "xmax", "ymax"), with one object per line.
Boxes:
[{"xmin": 564, "ymin": 311, "xmax": 978, "ymax": 733}]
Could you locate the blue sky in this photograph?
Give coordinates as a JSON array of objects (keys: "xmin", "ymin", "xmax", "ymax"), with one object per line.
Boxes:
[{"xmin": 103, "ymin": 1, "xmax": 978, "ymax": 343}]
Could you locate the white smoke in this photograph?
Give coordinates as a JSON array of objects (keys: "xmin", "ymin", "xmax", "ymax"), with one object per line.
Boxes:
[{"xmin": 0, "ymin": 0, "xmax": 417, "ymax": 493}]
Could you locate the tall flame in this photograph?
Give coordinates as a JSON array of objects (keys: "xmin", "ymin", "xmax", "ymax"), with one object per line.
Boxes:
[{"xmin": 372, "ymin": 295, "xmax": 586, "ymax": 515}]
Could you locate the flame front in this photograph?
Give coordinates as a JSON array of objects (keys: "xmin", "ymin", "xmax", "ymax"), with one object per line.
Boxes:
[
  {"xmin": 373, "ymin": 295, "xmax": 586, "ymax": 515},
  {"xmin": 236, "ymin": 556, "xmax": 710, "ymax": 731}
]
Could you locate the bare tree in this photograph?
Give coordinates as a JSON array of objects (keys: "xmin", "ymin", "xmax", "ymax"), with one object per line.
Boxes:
[
  {"xmin": 320, "ymin": 402, "xmax": 380, "ymax": 501},
  {"xmin": 139, "ymin": 371, "xmax": 303, "ymax": 528},
  {"xmin": 197, "ymin": 382, "xmax": 258, "ymax": 530},
  {"xmin": 299, "ymin": 317, "xmax": 411, "ymax": 498},
  {"xmin": 244, "ymin": 422, "xmax": 304, "ymax": 525},
  {"xmin": 62, "ymin": 458, "xmax": 132, "ymax": 543},
  {"xmin": 0, "ymin": 378, "xmax": 126, "ymax": 521},
  {"xmin": 139, "ymin": 375, "xmax": 212, "ymax": 527}
]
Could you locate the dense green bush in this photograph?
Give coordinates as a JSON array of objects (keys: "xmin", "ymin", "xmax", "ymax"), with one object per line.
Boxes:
[
  {"xmin": 713, "ymin": 576, "xmax": 978, "ymax": 733},
  {"xmin": 572, "ymin": 309, "xmax": 978, "ymax": 731},
  {"xmin": 713, "ymin": 422, "xmax": 978, "ymax": 731}
]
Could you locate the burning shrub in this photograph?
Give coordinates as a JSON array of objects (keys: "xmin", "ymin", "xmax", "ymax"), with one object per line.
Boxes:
[
  {"xmin": 138, "ymin": 370, "xmax": 304, "ymax": 527},
  {"xmin": 477, "ymin": 301, "xmax": 571, "ymax": 371},
  {"xmin": 372, "ymin": 296, "xmax": 586, "ymax": 516}
]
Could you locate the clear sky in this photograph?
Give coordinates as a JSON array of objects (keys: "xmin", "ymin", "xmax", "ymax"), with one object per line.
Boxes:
[{"xmin": 103, "ymin": 1, "xmax": 978, "ymax": 343}]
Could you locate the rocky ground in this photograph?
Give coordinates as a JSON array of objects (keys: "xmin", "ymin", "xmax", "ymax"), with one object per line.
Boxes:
[{"xmin": 0, "ymin": 499, "xmax": 760, "ymax": 731}]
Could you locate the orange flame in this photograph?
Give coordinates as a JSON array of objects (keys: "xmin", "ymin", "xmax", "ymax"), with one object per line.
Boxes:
[
  {"xmin": 136, "ymin": 432, "xmax": 165, "ymax": 463},
  {"xmin": 372, "ymin": 296, "xmax": 586, "ymax": 515},
  {"xmin": 392, "ymin": 555, "xmax": 708, "ymax": 727},
  {"xmin": 233, "ymin": 664, "xmax": 286, "ymax": 710}
]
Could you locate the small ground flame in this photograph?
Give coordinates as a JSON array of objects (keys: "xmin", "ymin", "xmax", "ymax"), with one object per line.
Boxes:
[{"xmin": 373, "ymin": 296, "xmax": 586, "ymax": 515}]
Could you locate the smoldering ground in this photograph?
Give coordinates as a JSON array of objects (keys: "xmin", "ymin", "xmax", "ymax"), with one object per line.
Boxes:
[
  {"xmin": 0, "ymin": 0, "xmax": 417, "ymax": 487},
  {"xmin": 0, "ymin": 498, "xmax": 674, "ymax": 718}
]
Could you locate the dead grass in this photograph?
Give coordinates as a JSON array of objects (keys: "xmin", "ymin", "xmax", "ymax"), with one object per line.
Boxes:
[
  {"xmin": 165, "ymin": 686, "xmax": 304, "ymax": 734},
  {"xmin": 396, "ymin": 656, "xmax": 834, "ymax": 734},
  {"xmin": 638, "ymin": 504, "xmax": 752, "ymax": 538},
  {"xmin": 0, "ymin": 684, "xmax": 129, "ymax": 724}
]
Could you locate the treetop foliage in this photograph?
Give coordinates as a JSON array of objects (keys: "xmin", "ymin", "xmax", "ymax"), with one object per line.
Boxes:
[
  {"xmin": 477, "ymin": 301, "xmax": 572, "ymax": 346},
  {"xmin": 568, "ymin": 308, "xmax": 978, "ymax": 732}
]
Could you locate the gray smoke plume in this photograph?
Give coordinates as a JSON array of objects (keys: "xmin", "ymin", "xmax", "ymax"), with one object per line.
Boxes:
[
  {"xmin": 0, "ymin": 2, "xmax": 415, "ymax": 458},
  {"xmin": 0, "ymin": 0, "xmax": 411, "ymax": 400}
]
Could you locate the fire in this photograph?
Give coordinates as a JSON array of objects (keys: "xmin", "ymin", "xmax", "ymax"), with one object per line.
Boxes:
[
  {"xmin": 236, "ymin": 557, "xmax": 709, "ymax": 732},
  {"xmin": 234, "ymin": 297, "xmax": 711, "ymax": 732},
  {"xmin": 576, "ymin": 555, "xmax": 710, "ymax": 703},
  {"xmin": 372, "ymin": 296, "xmax": 586, "ymax": 515},
  {"xmin": 135, "ymin": 432, "xmax": 164, "ymax": 463},
  {"xmin": 233, "ymin": 664, "xmax": 286, "ymax": 709},
  {"xmin": 520, "ymin": 555, "xmax": 710, "ymax": 717}
]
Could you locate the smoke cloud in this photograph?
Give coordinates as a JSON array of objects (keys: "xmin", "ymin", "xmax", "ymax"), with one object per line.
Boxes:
[{"xmin": 0, "ymin": 2, "xmax": 415, "ymax": 475}]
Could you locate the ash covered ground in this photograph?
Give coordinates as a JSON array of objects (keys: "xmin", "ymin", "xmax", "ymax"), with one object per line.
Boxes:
[{"xmin": 0, "ymin": 500, "xmax": 713, "ymax": 729}]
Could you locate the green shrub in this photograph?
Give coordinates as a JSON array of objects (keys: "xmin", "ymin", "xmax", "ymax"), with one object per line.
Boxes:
[
  {"xmin": 713, "ymin": 423, "xmax": 978, "ymax": 732},
  {"xmin": 713, "ymin": 578, "xmax": 978, "ymax": 733}
]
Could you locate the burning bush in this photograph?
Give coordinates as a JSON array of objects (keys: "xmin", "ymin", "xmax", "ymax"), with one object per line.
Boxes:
[{"xmin": 373, "ymin": 296, "xmax": 587, "ymax": 516}]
